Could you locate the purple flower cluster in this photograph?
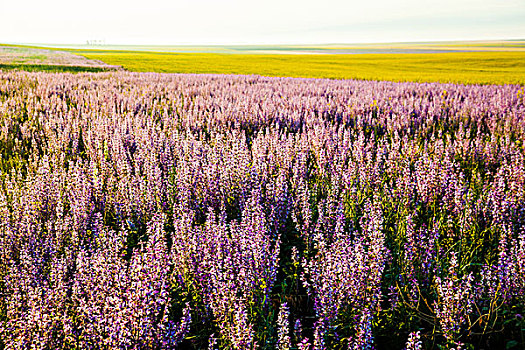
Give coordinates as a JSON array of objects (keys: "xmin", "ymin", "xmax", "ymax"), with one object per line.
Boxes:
[
  {"xmin": 405, "ymin": 331, "xmax": 422, "ymax": 350},
  {"xmin": 0, "ymin": 71, "xmax": 523, "ymax": 348},
  {"xmin": 434, "ymin": 253, "xmax": 476, "ymax": 344}
]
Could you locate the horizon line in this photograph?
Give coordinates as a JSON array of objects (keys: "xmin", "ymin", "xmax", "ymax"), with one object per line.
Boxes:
[{"xmin": 3, "ymin": 38, "xmax": 525, "ymax": 48}]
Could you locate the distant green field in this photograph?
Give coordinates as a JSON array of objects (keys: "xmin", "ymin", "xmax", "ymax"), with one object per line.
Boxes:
[
  {"xmin": 0, "ymin": 63, "xmax": 113, "ymax": 73},
  {"xmin": 79, "ymin": 50, "xmax": 525, "ymax": 85}
]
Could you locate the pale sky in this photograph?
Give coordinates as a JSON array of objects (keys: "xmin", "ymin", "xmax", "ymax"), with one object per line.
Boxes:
[{"xmin": 1, "ymin": 0, "xmax": 524, "ymax": 45}]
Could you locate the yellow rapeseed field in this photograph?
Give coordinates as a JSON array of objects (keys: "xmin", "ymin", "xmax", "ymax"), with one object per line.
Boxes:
[{"xmin": 78, "ymin": 50, "xmax": 525, "ymax": 85}]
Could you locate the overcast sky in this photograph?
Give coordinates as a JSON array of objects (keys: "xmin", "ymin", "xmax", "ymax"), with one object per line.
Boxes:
[{"xmin": 1, "ymin": 0, "xmax": 524, "ymax": 45}]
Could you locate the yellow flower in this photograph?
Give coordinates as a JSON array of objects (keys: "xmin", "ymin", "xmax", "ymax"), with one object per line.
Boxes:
[{"xmin": 260, "ymin": 279, "xmax": 267, "ymax": 290}]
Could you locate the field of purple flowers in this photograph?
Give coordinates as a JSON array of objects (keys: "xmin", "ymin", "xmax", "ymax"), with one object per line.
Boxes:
[{"xmin": 0, "ymin": 71, "xmax": 524, "ymax": 349}]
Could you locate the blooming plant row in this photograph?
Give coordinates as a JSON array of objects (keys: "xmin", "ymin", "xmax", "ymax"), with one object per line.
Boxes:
[{"xmin": 0, "ymin": 72, "xmax": 524, "ymax": 349}]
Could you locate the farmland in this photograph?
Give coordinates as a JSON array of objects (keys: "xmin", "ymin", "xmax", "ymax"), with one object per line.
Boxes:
[
  {"xmin": 72, "ymin": 50, "xmax": 525, "ymax": 85},
  {"xmin": 1, "ymin": 43, "xmax": 525, "ymax": 85},
  {"xmin": 0, "ymin": 71, "xmax": 524, "ymax": 349},
  {"xmin": 0, "ymin": 45, "xmax": 118, "ymax": 73}
]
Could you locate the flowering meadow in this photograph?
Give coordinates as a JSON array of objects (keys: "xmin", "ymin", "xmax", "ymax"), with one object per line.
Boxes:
[{"xmin": 0, "ymin": 71, "xmax": 524, "ymax": 349}]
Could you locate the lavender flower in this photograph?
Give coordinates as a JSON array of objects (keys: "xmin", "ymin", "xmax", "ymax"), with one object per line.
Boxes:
[
  {"xmin": 0, "ymin": 71, "xmax": 523, "ymax": 349},
  {"xmin": 405, "ymin": 331, "xmax": 422, "ymax": 350},
  {"xmin": 277, "ymin": 302, "xmax": 291, "ymax": 350}
]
